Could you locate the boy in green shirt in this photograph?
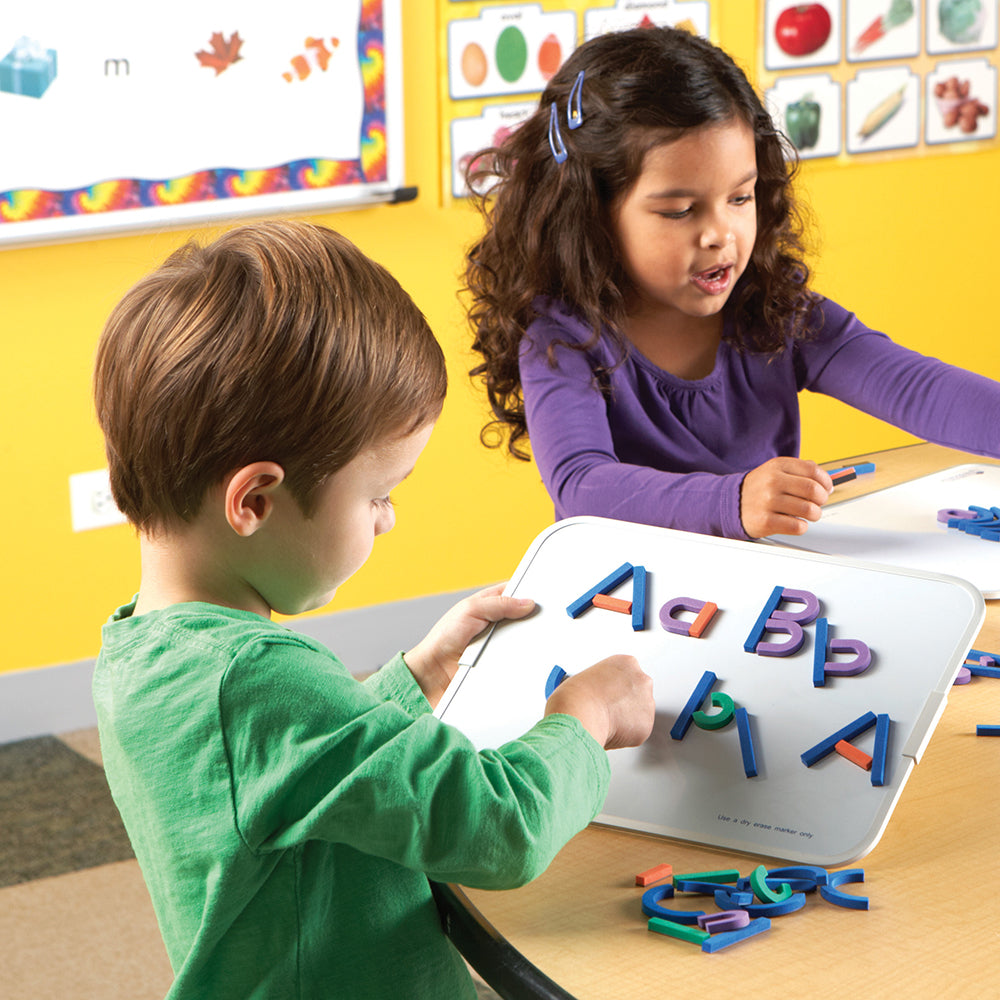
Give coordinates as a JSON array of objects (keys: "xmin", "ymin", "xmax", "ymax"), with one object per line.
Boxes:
[{"xmin": 92, "ymin": 220, "xmax": 654, "ymax": 999}]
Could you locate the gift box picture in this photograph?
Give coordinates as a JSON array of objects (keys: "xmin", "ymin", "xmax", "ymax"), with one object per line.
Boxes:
[{"xmin": 0, "ymin": 37, "xmax": 58, "ymax": 99}]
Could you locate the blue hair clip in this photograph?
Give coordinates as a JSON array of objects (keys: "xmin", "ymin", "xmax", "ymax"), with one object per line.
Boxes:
[
  {"xmin": 547, "ymin": 101, "xmax": 567, "ymax": 163},
  {"xmin": 567, "ymin": 70, "xmax": 584, "ymax": 129}
]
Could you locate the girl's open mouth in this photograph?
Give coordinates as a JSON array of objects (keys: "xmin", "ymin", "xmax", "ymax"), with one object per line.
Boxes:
[{"xmin": 691, "ymin": 264, "xmax": 733, "ymax": 295}]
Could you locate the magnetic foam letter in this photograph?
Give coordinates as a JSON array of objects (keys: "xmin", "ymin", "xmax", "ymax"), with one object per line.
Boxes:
[
  {"xmin": 659, "ymin": 597, "xmax": 707, "ymax": 636},
  {"xmin": 755, "ymin": 619, "xmax": 805, "ymax": 657},
  {"xmin": 770, "ymin": 588, "xmax": 820, "ymax": 625},
  {"xmin": 591, "ymin": 594, "xmax": 632, "ymax": 614},
  {"xmin": 688, "ymin": 601, "xmax": 718, "ymax": 638},
  {"xmin": 631, "ymin": 565, "xmax": 647, "ymax": 631},
  {"xmin": 692, "ymin": 691, "xmax": 736, "ymax": 731},
  {"xmin": 566, "ymin": 562, "xmax": 633, "ymax": 618},
  {"xmin": 801, "ymin": 711, "xmax": 878, "ymax": 767},
  {"xmin": 736, "ymin": 707, "xmax": 758, "ymax": 778},
  {"xmin": 819, "ymin": 869, "xmax": 868, "ymax": 910},
  {"xmin": 814, "ymin": 620, "xmax": 872, "ymax": 683},
  {"xmin": 670, "ymin": 671, "xmax": 716, "ymax": 740},
  {"xmin": 744, "ymin": 586, "xmax": 784, "ymax": 652},
  {"xmin": 967, "ymin": 649, "xmax": 1000, "ymax": 678},
  {"xmin": 635, "ymin": 863, "xmax": 673, "ymax": 887},
  {"xmin": 641, "ymin": 883, "xmax": 706, "ymax": 925},
  {"xmin": 813, "ymin": 617, "xmax": 830, "ymax": 687},
  {"xmin": 834, "ymin": 739, "xmax": 873, "ymax": 771},
  {"xmin": 701, "ymin": 917, "xmax": 771, "ymax": 952},
  {"xmin": 544, "ymin": 665, "xmax": 568, "ymax": 700},
  {"xmin": 870, "ymin": 713, "xmax": 891, "ymax": 786},
  {"xmin": 824, "ymin": 638, "xmax": 872, "ymax": 676}
]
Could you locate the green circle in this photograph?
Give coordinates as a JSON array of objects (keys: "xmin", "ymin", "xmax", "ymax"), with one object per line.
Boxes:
[{"xmin": 495, "ymin": 26, "xmax": 528, "ymax": 84}]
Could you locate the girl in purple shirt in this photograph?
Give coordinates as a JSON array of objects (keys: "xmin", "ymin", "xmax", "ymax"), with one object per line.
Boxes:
[{"xmin": 464, "ymin": 27, "xmax": 1000, "ymax": 540}]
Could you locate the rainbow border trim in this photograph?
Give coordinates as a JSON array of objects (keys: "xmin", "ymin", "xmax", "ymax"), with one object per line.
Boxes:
[{"xmin": 1, "ymin": 1, "xmax": 386, "ymax": 225}]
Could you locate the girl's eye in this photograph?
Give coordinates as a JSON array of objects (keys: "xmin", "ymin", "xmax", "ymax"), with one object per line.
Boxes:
[
  {"xmin": 733, "ymin": 193, "xmax": 754, "ymax": 206},
  {"xmin": 373, "ymin": 496, "xmax": 395, "ymax": 511},
  {"xmin": 658, "ymin": 207, "xmax": 691, "ymax": 220}
]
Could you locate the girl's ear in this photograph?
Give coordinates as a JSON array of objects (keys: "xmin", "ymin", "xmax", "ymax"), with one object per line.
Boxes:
[{"xmin": 224, "ymin": 462, "xmax": 286, "ymax": 537}]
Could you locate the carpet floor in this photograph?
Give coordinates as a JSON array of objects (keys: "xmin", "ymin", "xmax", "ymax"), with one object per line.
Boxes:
[
  {"xmin": 0, "ymin": 729, "xmax": 500, "ymax": 999},
  {"xmin": 0, "ymin": 735, "xmax": 133, "ymax": 888}
]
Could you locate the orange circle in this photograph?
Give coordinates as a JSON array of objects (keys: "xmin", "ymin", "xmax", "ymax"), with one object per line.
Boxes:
[{"xmin": 538, "ymin": 33, "xmax": 561, "ymax": 81}]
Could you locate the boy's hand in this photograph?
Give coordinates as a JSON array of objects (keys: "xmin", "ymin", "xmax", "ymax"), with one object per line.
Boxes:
[
  {"xmin": 405, "ymin": 584, "xmax": 536, "ymax": 709},
  {"xmin": 545, "ymin": 655, "xmax": 654, "ymax": 749},
  {"xmin": 739, "ymin": 457, "xmax": 833, "ymax": 539}
]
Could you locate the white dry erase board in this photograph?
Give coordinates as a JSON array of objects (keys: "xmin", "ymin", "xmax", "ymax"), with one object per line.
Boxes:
[
  {"xmin": 0, "ymin": 1, "xmax": 406, "ymax": 247},
  {"xmin": 436, "ymin": 516, "xmax": 984, "ymax": 866},
  {"xmin": 767, "ymin": 464, "xmax": 1000, "ymax": 598}
]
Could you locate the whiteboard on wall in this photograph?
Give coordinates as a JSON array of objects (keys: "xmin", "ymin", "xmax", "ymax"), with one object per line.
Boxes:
[
  {"xmin": 0, "ymin": 0, "xmax": 406, "ymax": 247},
  {"xmin": 437, "ymin": 517, "xmax": 983, "ymax": 866}
]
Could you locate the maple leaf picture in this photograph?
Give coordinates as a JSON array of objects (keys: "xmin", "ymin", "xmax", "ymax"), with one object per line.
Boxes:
[{"xmin": 196, "ymin": 31, "xmax": 244, "ymax": 76}]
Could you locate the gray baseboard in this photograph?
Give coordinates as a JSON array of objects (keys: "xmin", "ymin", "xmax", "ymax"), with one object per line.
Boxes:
[{"xmin": 0, "ymin": 587, "xmax": 483, "ymax": 746}]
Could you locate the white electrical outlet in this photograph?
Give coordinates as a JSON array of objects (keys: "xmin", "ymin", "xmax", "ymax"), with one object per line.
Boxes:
[{"xmin": 69, "ymin": 468, "xmax": 128, "ymax": 532}]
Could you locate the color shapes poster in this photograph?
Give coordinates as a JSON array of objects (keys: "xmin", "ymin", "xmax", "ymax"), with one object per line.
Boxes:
[
  {"xmin": 448, "ymin": 4, "xmax": 577, "ymax": 99},
  {"xmin": 0, "ymin": 0, "xmax": 405, "ymax": 247}
]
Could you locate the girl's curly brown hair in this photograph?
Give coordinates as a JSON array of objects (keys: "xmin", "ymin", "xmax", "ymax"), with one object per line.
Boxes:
[{"xmin": 464, "ymin": 27, "xmax": 817, "ymax": 459}]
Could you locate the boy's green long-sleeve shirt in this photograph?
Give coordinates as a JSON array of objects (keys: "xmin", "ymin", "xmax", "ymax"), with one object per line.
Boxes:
[{"xmin": 93, "ymin": 600, "xmax": 610, "ymax": 999}]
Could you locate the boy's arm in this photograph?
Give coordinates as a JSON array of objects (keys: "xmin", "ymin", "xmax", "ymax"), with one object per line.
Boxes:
[
  {"xmin": 219, "ymin": 636, "xmax": 617, "ymax": 889},
  {"xmin": 402, "ymin": 585, "xmax": 536, "ymax": 708},
  {"xmin": 383, "ymin": 588, "xmax": 655, "ymax": 747}
]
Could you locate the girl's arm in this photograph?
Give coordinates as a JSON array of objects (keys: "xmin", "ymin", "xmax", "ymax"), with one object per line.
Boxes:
[
  {"xmin": 805, "ymin": 321, "xmax": 1000, "ymax": 458},
  {"xmin": 521, "ymin": 333, "xmax": 751, "ymax": 537}
]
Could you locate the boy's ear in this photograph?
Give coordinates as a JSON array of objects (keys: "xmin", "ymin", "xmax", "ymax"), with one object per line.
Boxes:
[{"xmin": 224, "ymin": 462, "xmax": 286, "ymax": 537}]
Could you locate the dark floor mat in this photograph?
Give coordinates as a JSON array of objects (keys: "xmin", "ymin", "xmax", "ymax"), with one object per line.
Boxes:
[{"xmin": 0, "ymin": 735, "xmax": 133, "ymax": 887}]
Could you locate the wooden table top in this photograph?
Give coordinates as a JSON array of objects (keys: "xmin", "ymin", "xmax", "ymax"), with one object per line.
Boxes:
[{"xmin": 460, "ymin": 443, "xmax": 1000, "ymax": 998}]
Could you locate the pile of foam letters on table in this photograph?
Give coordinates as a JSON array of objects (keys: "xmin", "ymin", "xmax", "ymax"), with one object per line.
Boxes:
[
  {"xmin": 633, "ymin": 862, "xmax": 867, "ymax": 953},
  {"xmin": 936, "ymin": 499, "xmax": 999, "ymax": 732},
  {"xmin": 938, "ymin": 506, "xmax": 1000, "ymax": 542},
  {"xmin": 955, "ymin": 646, "xmax": 1000, "ymax": 737}
]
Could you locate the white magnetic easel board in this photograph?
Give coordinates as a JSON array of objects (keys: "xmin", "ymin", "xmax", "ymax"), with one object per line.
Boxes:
[
  {"xmin": 768, "ymin": 464, "xmax": 1000, "ymax": 598},
  {"xmin": 436, "ymin": 517, "xmax": 983, "ymax": 866}
]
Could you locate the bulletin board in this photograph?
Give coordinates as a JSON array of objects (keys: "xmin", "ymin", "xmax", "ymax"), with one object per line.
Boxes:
[
  {"xmin": 439, "ymin": 0, "xmax": 717, "ymax": 202},
  {"xmin": 761, "ymin": 0, "xmax": 1000, "ymax": 161},
  {"xmin": 0, "ymin": 0, "xmax": 407, "ymax": 247},
  {"xmin": 439, "ymin": 0, "xmax": 1000, "ymax": 200},
  {"xmin": 436, "ymin": 516, "xmax": 983, "ymax": 866}
]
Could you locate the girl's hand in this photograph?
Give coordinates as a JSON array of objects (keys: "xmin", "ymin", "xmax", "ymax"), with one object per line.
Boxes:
[
  {"xmin": 404, "ymin": 584, "xmax": 536, "ymax": 708},
  {"xmin": 739, "ymin": 457, "xmax": 833, "ymax": 538}
]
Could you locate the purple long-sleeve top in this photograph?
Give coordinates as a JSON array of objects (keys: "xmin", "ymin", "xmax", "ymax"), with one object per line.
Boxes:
[{"xmin": 519, "ymin": 296, "xmax": 1000, "ymax": 539}]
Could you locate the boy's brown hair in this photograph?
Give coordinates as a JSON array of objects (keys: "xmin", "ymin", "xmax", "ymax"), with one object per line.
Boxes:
[{"xmin": 94, "ymin": 220, "xmax": 446, "ymax": 532}]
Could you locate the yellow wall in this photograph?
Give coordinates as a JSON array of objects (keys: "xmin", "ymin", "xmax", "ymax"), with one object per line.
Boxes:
[{"xmin": 2, "ymin": 3, "xmax": 998, "ymax": 675}]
